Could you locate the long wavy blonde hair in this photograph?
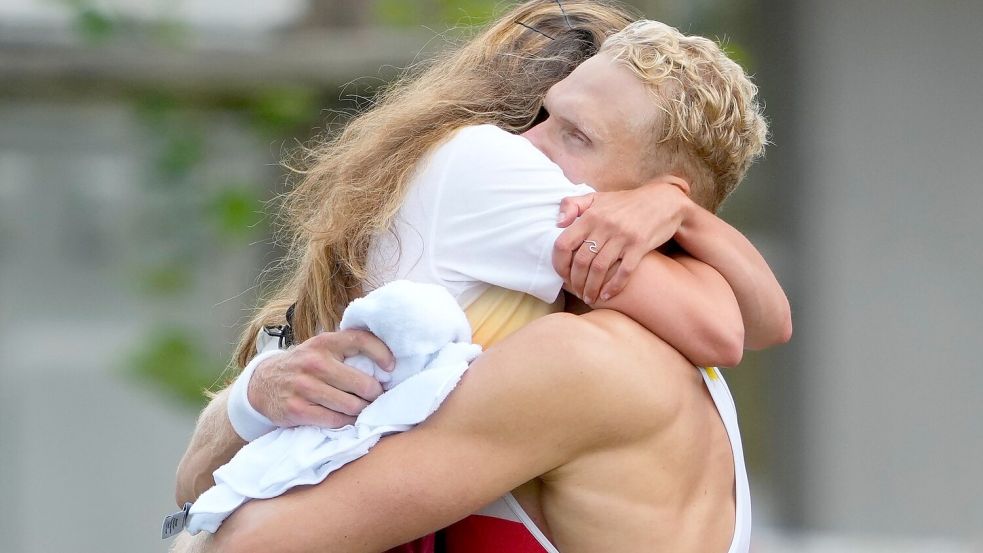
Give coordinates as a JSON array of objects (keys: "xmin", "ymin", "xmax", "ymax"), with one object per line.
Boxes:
[{"xmin": 232, "ymin": 1, "xmax": 637, "ymax": 369}]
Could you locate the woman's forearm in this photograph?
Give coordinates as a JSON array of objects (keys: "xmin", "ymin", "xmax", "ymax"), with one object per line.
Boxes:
[
  {"xmin": 553, "ymin": 182, "xmax": 789, "ymax": 357},
  {"xmin": 674, "ymin": 201, "xmax": 792, "ymax": 350},
  {"xmin": 175, "ymin": 388, "xmax": 246, "ymax": 506},
  {"xmin": 591, "ymin": 252, "xmax": 745, "ymax": 367}
]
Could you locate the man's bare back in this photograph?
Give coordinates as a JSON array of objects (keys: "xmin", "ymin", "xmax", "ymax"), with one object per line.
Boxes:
[
  {"xmin": 191, "ymin": 310, "xmax": 740, "ymax": 553},
  {"xmin": 517, "ymin": 310, "xmax": 737, "ymax": 553}
]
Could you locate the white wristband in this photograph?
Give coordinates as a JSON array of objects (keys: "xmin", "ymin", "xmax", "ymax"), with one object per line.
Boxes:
[{"xmin": 227, "ymin": 349, "xmax": 286, "ymax": 441}]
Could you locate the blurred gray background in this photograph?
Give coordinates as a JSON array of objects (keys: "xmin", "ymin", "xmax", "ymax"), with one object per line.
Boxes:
[{"xmin": 0, "ymin": 1, "xmax": 980, "ymax": 552}]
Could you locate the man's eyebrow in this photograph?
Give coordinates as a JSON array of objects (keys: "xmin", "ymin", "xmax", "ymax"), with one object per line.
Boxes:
[{"xmin": 544, "ymin": 87, "xmax": 606, "ymax": 143}]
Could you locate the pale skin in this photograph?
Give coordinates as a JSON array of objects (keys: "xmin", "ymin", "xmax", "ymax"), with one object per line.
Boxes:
[
  {"xmin": 172, "ymin": 52, "xmax": 789, "ymax": 550},
  {"xmin": 176, "ymin": 311, "xmax": 737, "ymax": 553}
]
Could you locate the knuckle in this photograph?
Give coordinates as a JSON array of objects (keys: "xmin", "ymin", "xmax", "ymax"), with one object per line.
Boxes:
[
  {"xmin": 320, "ymin": 412, "xmax": 341, "ymax": 428},
  {"xmin": 359, "ymin": 379, "xmax": 381, "ymax": 399},
  {"xmin": 341, "ymin": 331, "xmax": 360, "ymax": 349},
  {"xmin": 306, "ymin": 334, "xmax": 334, "ymax": 354},
  {"xmin": 310, "ymin": 331, "xmax": 333, "ymax": 347},
  {"xmin": 284, "ymin": 399, "xmax": 305, "ymax": 420},
  {"xmin": 293, "ymin": 377, "xmax": 316, "ymax": 398},
  {"xmin": 345, "ymin": 330, "xmax": 364, "ymax": 348},
  {"xmin": 356, "ymin": 380, "xmax": 376, "ymax": 399},
  {"xmin": 326, "ymin": 412, "xmax": 351, "ymax": 429},
  {"xmin": 344, "ymin": 396, "xmax": 367, "ymax": 416},
  {"xmin": 297, "ymin": 355, "xmax": 320, "ymax": 376}
]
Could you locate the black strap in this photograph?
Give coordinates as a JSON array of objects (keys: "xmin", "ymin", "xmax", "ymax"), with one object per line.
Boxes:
[{"xmin": 263, "ymin": 302, "xmax": 297, "ymax": 349}]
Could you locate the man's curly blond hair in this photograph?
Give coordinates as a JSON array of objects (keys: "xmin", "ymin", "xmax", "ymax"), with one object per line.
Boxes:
[{"xmin": 602, "ymin": 20, "xmax": 768, "ymax": 212}]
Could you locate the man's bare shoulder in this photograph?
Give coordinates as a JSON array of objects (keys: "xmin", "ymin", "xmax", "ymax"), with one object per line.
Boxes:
[
  {"xmin": 488, "ymin": 310, "xmax": 702, "ymax": 437},
  {"xmin": 515, "ymin": 309, "xmax": 696, "ymax": 376}
]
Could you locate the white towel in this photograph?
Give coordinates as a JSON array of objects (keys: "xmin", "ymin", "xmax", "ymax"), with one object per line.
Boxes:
[{"xmin": 186, "ymin": 280, "xmax": 482, "ymax": 534}]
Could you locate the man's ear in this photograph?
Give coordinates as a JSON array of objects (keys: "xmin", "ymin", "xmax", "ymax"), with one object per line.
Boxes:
[{"xmin": 652, "ymin": 173, "xmax": 691, "ymax": 196}]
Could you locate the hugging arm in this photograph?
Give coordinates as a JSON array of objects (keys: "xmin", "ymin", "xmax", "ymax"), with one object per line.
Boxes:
[
  {"xmin": 586, "ymin": 250, "xmax": 745, "ymax": 367},
  {"xmin": 673, "ymin": 199, "xmax": 793, "ymax": 350},
  {"xmin": 175, "ymin": 389, "xmax": 244, "ymax": 506},
  {"xmin": 554, "ymin": 182, "xmax": 792, "ymax": 363},
  {"xmin": 195, "ymin": 313, "xmax": 651, "ymax": 553}
]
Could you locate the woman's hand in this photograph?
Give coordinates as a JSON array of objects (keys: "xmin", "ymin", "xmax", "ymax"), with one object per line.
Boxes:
[
  {"xmin": 553, "ymin": 181, "xmax": 690, "ymax": 304},
  {"xmin": 248, "ymin": 330, "xmax": 396, "ymax": 429}
]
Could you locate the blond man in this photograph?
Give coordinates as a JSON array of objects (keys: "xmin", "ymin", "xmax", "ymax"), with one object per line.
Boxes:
[{"xmin": 177, "ymin": 20, "xmax": 775, "ymax": 553}]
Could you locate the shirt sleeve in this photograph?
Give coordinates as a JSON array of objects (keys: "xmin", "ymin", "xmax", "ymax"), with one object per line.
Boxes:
[{"xmin": 431, "ymin": 125, "xmax": 594, "ymax": 303}]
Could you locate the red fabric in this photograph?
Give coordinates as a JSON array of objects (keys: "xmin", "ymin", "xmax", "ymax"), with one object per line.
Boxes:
[
  {"xmin": 442, "ymin": 515, "xmax": 548, "ymax": 553},
  {"xmin": 384, "ymin": 534, "xmax": 436, "ymax": 553}
]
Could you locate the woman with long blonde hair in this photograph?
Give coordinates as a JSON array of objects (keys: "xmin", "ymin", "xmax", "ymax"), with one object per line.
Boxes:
[
  {"xmin": 174, "ymin": 2, "xmax": 790, "ymax": 551},
  {"xmin": 234, "ymin": 0, "xmax": 640, "ymax": 363}
]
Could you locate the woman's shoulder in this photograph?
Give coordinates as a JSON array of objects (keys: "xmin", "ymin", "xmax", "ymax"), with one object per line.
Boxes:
[
  {"xmin": 450, "ymin": 123, "xmax": 526, "ymax": 144},
  {"xmin": 425, "ymin": 124, "xmax": 594, "ymax": 202},
  {"xmin": 438, "ymin": 124, "xmax": 550, "ymax": 167}
]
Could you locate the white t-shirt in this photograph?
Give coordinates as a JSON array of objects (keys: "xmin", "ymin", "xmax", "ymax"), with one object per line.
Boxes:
[{"xmin": 367, "ymin": 124, "xmax": 595, "ymax": 307}]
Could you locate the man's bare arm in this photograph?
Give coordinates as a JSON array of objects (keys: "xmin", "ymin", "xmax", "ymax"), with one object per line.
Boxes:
[
  {"xmin": 203, "ymin": 312, "xmax": 667, "ymax": 553},
  {"xmin": 175, "ymin": 389, "xmax": 244, "ymax": 506}
]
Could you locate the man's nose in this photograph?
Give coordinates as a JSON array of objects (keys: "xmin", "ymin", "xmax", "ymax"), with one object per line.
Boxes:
[{"xmin": 521, "ymin": 123, "xmax": 552, "ymax": 160}]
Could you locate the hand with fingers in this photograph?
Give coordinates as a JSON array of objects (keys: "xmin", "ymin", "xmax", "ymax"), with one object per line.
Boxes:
[
  {"xmin": 552, "ymin": 179, "xmax": 692, "ymax": 305},
  {"xmin": 247, "ymin": 330, "xmax": 395, "ymax": 429}
]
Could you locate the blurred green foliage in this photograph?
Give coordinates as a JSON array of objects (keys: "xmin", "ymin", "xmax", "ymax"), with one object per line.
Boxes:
[
  {"xmin": 248, "ymin": 87, "xmax": 321, "ymax": 138},
  {"xmin": 208, "ymin": 186, "xmax": 266, "ymax": 240},
  {"xmin": 375, "ymin": 0, "xmax": 497, "ymax": 27},
  {"xmin": 158, "ymin": 131, "xmax": 206, "ymax": 180},
  {"xmin": 52, "ymin": 2, "xmax": 319, "ymax": 408},
  {"xmin": 126, "ymin": 326, "xmax": 228, "ymax": 408},
  {"xmin": 73, "ymin": 5, "xmax": 116, "ymax": 41},
  {"xmin": 720, "ymin": 40, "xmax": 753, "ymax": 73},
  {"xmin": 374, "ymin": 0, "xmax": 420, "ymax": 27},
  {"xmin": 58, "ymin": 0, "xmax": 181, "ymax": 45},
  {"xmin": 125, "ymin": 91, "xmax": 279, "ymax": 406},
  {"xmin": 137, "ymin": 263, "xmax": 193, "ymax": 297}
]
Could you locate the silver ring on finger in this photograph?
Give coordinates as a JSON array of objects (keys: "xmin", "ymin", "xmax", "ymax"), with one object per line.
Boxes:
[{"xmin": 583, "ymin": 240, "xmax": 600, "ymax": 254}]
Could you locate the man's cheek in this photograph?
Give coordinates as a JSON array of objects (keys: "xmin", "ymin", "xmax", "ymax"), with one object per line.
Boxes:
[{"xmin": 559, "ymin": 159, "xmax": 588, "ymax": 186}]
